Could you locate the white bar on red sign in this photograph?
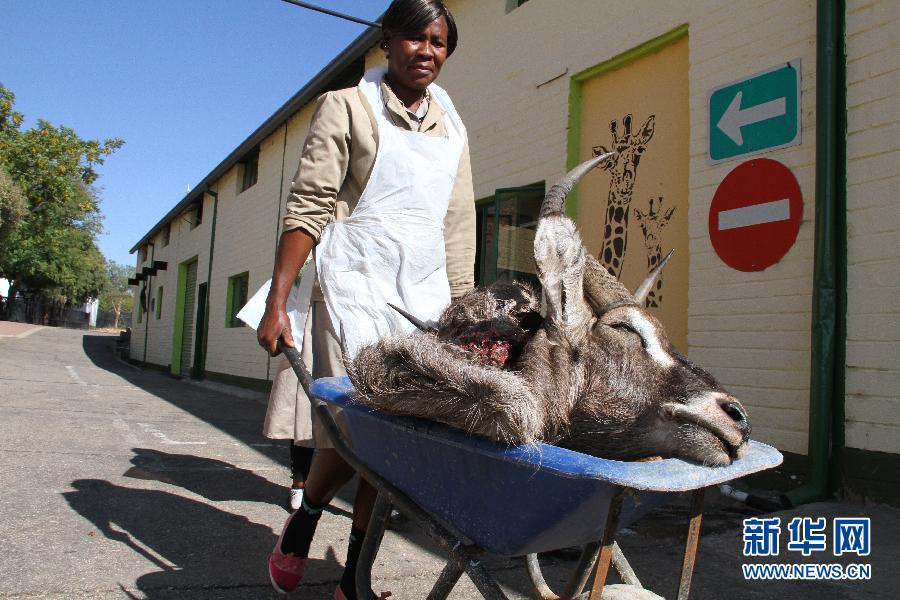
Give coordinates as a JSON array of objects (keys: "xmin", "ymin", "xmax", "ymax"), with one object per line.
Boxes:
[{"xmin": 718, "ymin": 198, "xmax": 791, "ymax": 231}]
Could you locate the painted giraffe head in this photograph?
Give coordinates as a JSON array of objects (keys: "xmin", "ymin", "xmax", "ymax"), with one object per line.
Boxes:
[
  {"xmin": 592, "ymin": 113, "xmax": 656, "ymax": 202},
  {"xmin": 634, "ymin": 196, "xmax": 676, "ymax": 258}
]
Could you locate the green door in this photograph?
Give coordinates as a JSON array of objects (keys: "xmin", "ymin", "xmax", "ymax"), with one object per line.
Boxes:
[{"xmin": 170, "ymin": 257, "xmax": 199, "ymax": 377}]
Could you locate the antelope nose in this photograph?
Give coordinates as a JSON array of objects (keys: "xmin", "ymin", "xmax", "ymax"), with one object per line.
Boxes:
[{"xmin": 720, "ymin": 399, "xmax": 751, "ymax": 438}]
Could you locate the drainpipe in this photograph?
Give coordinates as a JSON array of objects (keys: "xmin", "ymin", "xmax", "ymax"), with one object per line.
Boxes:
[
  {"xmin": 142, "ymin": 243, "xmax": 156, "ymax": 366},
  {"xmin": 201, "ymin": 188, "xmax": 219, "ymax": 379},
  {"xmin": 787, "ymin": 0, "xmax": 847, "ymax": 506}
]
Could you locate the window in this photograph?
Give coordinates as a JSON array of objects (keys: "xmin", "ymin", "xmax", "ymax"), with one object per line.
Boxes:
[
  {"xmin": 155, "ymin": 286, "xmax": 164, "ymax": 319},
  {"xmin": 191, "ymin": 199, "xmax": 203, "ymax": 229},
  {"xmin": 161, "ymin": 223, "xmax": 170, "ymax": 247},
  {"xmin": 239, "ymin": 147, "xmax": 259, "ymax": 193},
  {"xmin": 475, "ymin": 184, "xmax": 545, "ymax": 290},
  {"xmin": 226, "ymin": 272, "xmax": 249, "ymax": 327},
  {"xmin": 139, "ymin": 246, "xmax": 148, "ymax": 262}
]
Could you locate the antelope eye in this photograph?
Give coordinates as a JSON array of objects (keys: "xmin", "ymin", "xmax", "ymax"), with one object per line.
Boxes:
[
  {"xmin": 609, "ymin": 322, "xmax": 647, "ymax": 348},
  {"xmin": 610, "ymin": 322, "xmax": 637, "ymax": 335}
]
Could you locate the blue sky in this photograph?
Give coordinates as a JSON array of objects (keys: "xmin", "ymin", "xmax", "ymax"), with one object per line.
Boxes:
[{"xmin": 2, "ymin": 0, "xmax": 391, "ymax": 267}]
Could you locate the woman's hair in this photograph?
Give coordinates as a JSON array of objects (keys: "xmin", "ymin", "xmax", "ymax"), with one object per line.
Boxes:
[{"xmin": 381, "ymin": 0, "xmax": 458, "ymax": 56}]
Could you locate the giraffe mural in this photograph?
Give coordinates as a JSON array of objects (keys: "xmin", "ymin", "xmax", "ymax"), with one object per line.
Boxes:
[
  {"xmin": 591, "ymin": 113, "xmax": 656, "ymax": 278},
  {"xmin": 634, "ymin": 196, "xmax": 676, "ymax": 308}
]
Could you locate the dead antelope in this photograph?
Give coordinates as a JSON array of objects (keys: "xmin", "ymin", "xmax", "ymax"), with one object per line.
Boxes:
[{"xmin": 349, "ymin": 153, "xmax": 751, "ymax": 466}]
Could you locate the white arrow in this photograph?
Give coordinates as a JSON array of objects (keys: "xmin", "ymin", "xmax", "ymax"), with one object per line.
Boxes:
[{"xmin": 716, "ymin": 91, "xmax": 786, "ymax": 146}]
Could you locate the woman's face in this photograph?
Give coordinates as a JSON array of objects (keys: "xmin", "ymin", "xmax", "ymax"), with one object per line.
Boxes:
[{"xmin": 385, "ymin": 16, "xmax": 450, "ymax": 92}]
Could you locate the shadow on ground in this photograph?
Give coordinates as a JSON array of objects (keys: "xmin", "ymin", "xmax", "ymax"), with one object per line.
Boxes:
[{"xmin": 62, "ymin": 478, "xmax": 341, "ymax": 598}]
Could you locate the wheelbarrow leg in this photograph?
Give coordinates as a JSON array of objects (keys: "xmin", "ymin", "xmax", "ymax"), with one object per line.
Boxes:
[
  {"xmin": 427, "ymin": 553, "xmax": 466, "ymax": 600},
  {"xmin": 589, "ymin": 491, "xmax": 625, "ymax": 600},
  {"xmin": 676, "ymin": 487, "xmax": 705, "ymax": 600},
  {"xmin": 611, "ymin": 542, "xmax": 642, "ymax": 588},
  {"xmin": 428, "ymin": 541, "xmax": 510, "ymax": 600},
  {"xmin": 356, "ymin": 492, "xmax": 393, "ymax": 600},
  {"xmin": 562, "ymin": 542, "xmax": 602, "ymax": 599},
  {"xmin": 461, "ymin": 551, "xmax": 510, "ymax": 600}
]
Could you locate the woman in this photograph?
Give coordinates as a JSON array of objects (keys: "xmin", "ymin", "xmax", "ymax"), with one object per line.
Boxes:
[{"xmin": 257, "ymin": 1, "xmax": 474, "ymax": 598}]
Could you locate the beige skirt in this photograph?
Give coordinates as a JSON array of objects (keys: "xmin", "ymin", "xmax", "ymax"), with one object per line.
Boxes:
[{"xmin": 262, "ymin": 300, "xmax": 346, "ymax": 448}]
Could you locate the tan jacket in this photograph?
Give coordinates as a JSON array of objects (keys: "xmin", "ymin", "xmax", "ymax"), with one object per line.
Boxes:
[{"xmin": 283, "ymin": 81, "xmax": 476, "ymax": 299}]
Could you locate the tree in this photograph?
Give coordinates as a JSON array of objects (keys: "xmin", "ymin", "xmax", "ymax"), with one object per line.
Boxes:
[
  {"xmin": 99, "ymin": 260, "xmax": 133, "ymax": 329},
  {"xmin": 0, "ymin": 84, "xmax": 123, "ymax": 317},
  {"xmin": 0, "ymin": 166, "xmax": 26, "ymax": 244}
]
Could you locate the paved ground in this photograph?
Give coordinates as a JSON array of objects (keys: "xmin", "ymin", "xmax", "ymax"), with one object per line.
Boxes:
[{"xmin": 1, "ymin": 324, "xmax": 896, "ymax": 599}]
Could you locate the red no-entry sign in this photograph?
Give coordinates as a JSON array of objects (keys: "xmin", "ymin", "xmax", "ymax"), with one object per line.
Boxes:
[{"xmin": 708, "ymin": 158, "xmax": 803, "ymax": 272}]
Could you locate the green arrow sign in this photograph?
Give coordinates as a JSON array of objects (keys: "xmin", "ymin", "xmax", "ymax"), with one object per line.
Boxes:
[{"xmin": 709, "ymin": 61, "xmax": 801, "ymax": 163}]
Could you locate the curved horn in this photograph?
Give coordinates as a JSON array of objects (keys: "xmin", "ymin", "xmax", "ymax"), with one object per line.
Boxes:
[
  {"xmin": 633, "ymin": 249, "xmax": 675, "ymax": 306},
  {"xmin": 388, "ymin": 303, "xmax": 437, "ymax": 334},
  {"xmin": 583, "ymin": 254, "xmax": 635, "ymax": 315},
  {"xmin": 540, "ymin": 152, "xmax": 615, "ymax": 218}
]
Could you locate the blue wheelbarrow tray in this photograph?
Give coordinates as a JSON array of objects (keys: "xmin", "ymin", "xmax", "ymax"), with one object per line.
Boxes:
[{"xmin": 311, "ymin": 376, "xmax": 783, "ymax": 558}]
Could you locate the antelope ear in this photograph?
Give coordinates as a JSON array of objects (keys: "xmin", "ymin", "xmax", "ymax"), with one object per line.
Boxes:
[
  {"xmin": 633, "ymin": 249, "xmax": 674, "ymax": 305},
  {"xmin": 535, "ymin": 154, "xmax": 614, "ymax": 327}
]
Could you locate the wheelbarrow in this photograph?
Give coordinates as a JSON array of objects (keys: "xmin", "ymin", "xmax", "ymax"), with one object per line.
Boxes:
[{"xmin": 281, "ymin": 345, "xmax": 783, "ymax": 599}]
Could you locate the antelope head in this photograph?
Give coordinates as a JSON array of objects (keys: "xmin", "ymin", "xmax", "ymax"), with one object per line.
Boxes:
[{"xmin": 533, "ymin": 154, "xmax": 751, "ymax": 466}]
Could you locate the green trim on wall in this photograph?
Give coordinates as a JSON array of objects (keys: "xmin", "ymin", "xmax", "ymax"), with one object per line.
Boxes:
[
  {"xmin": 170, "ymin": 257, "xmax": 197, "ymax": 376},
  {"xmin": 565, "ymin": 24, "xmax": 689, "ymax": 218},
  {"xmin": 202, "ymin": 189, "xmax": 219, "ymax": 380}
]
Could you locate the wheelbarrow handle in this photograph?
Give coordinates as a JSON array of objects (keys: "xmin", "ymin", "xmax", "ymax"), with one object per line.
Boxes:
[{"xmin": 278, "ymin": 339, "xmax": 314, "ymax": 394}]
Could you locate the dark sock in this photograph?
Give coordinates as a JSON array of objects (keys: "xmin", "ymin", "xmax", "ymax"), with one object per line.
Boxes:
[
  {"xmin": 339, "ymin": 526, "xmax": 374, "ymax": 600},
  {"xmin": 290, "ymin": 444, "xmax": 314, "ymax": 482},
  {"xmin": 280, "ymin": 494, "xmax": 324, "ymax": 557}
]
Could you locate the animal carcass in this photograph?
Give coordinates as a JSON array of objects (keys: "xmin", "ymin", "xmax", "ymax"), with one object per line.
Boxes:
[{"xmin": 349, "ymin": 153, "xmax": 751, "ymax": 466}]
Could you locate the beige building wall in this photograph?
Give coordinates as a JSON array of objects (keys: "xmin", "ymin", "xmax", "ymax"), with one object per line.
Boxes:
[
  {"xmin": 130, "ymin": 193, "xmax": 213, "ymax": 370},
  {"xmin": 202, "ymin": 99, "xmax": 324, "ymax": 383},
  {"xmin": 844, "ymin": 0, "xmax": 900, "ymax": 455},
  {"xmin": 440, "ymin": 0, "xmax": 818, "ymax": 454}
]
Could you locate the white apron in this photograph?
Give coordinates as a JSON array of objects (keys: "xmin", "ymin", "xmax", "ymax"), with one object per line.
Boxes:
[{"xmin": 239, "ymin": 67, "xmax": 465, "ymax": 359}]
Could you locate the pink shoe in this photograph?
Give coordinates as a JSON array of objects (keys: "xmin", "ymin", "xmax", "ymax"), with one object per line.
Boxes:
[
  {"xmin": 333, "ymin": 584, "xmax": 392, "ymax": 600},
  {"xmin": 268, "ymin": 511, "xmax": 307, "ymax": 594}
]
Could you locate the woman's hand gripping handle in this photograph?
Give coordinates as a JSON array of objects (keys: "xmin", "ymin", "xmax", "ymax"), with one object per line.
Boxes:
[
  {"xmin": 278, "ymin": 339, "xmax": 314, "ymax": 394},
  {"xmin": 258, "ymin": 228, "xmax": 315, "ymax": 357}
]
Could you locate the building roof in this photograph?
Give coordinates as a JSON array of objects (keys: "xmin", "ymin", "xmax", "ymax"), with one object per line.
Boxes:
[{"xmin": 129, "ymin": 23, "xmax": 382, "ymax": 254}]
